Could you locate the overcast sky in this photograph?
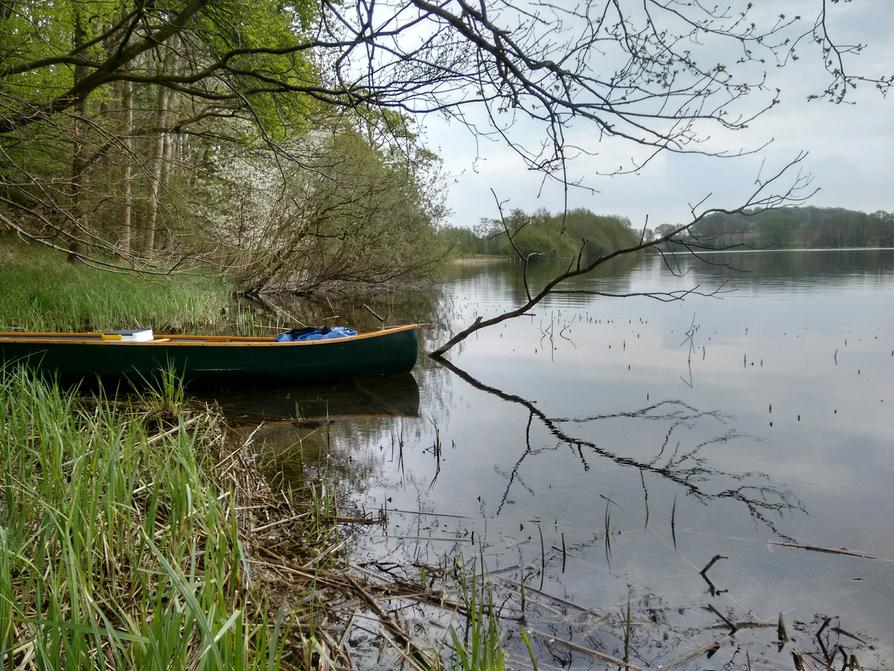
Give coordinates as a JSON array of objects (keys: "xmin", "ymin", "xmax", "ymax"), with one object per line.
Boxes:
[{"xmin": 423, "ymin": 1, "xmax": 894, "ymax": 230}]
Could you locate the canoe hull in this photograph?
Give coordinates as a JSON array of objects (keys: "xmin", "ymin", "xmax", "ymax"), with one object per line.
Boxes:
[{"xmin": 0, "ymin": 326, "xmax": 418, "ymax": 385}]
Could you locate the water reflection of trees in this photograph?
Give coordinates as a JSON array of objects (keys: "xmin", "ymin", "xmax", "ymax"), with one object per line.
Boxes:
[
  {"xmin": 221, "ymin": 374, "xmax": 423, "ymax": 504},
  {"xmin": 659, "ymin": 248, "xmax": 894, "ymax": 287},
  {"xmin": 217, "ymin": 345, "xmax": 880, "ymax": 669},
  {"xmin": 436, "ymin": 357, "xmax": 805, "ymax": 540},
  {"xmin": 505, "ymin": 254, "xmax": 644, "ymax": 302}
]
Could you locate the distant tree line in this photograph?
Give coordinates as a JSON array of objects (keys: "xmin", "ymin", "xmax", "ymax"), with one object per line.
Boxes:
[
  {"xmin": 671, "ymin": 207, "xmax": 894, "ymax": 249},
  {"xmin": 440, "ymin": 208, "xmax": 640, "ymax": 259}
]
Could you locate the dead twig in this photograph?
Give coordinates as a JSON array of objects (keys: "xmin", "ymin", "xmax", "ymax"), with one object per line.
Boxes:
[
  {"xmin": 527, "ymin": 630, "xmax": 649, "ymax": 671},
  {"xmin": 345, "ymin": 574, "xmax": 437, "ymax": 669},
  {"xmin": 661, "ymin": 640, "xmax": 725, "ymax": 670},
  {"xmin": 768, "ymin": 542, "xmax": 889, "ymax": 562}
]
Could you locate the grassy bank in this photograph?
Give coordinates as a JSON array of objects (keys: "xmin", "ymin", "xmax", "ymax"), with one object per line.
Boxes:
[
  {"xmin": 0, "ymin": 239, "xmax": 230, "ymax": 332},
  {"xmin": 0, "ymin": 372, "xmax": 507, "ymax": 670},
  {"xmin": 0, "ymin": 369, "xmax": 348, "ymax": 669},
  {"xmin": 0, "ymin": 237, "xmax": 507, "ymax": 669}
]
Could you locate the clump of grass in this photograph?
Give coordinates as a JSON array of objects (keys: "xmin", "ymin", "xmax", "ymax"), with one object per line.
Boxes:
[
  {"xmin": 133, "ymin": 364, "xmax": 188, "ymax": 420},
  {"xmin": 0, "ymin": 368, "xmax": 338, "ymax": 669},
  {"xmin": 0, "ymin": 239, "xmax": 231, "ymax": 332},
  {"xmin": 450, "ymin": 559, "xmax": 506, "ymax": 671}
]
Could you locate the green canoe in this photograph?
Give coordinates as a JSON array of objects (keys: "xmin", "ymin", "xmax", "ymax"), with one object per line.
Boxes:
[{"xmin": 0, "ymin": 325, "xmax": 418, "ymax": 385}]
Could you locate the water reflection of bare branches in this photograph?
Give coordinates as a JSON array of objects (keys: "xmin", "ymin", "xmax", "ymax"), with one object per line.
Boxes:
[
  {"xmin": 435, "ymin": 358, "xmax": 805, "ymax": 540},
  {"xmin": 494, "ymin": 587, "xmax": 882, "ymax": 671}
]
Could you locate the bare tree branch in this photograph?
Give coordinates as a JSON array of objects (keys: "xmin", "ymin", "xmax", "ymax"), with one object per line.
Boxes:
[{"xmin": 430, "ymin": 152, "xmax": 815, "ymax": 357}]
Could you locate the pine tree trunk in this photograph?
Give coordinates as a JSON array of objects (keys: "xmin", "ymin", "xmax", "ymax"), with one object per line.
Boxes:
[
  {"xmin": 156, "ymin": 121, "xmax": 175, "ymax": 252},
  {"xmin": 144, "ymin": 84, "xmax": 170, "ymax": 256},
  {"xmin": 68, "ymin": 8, "xmax": 89, "ymax": 262},
  {"xmin": 144, "ymin": 37, "xmax": 178, "ymax": 257},
  {"xmin": 120, "ymin": 78, "xmax": 133, "ymax": 257}
]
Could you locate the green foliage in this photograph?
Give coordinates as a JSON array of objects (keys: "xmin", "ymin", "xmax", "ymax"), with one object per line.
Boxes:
[
  {"xmin": 0, "ymin": 0, "xmax": 379, "ymax": 282},
  {"xmin": 0, "ymin": 1, "xmax": 110, "ymax": 91},
  {"xmin": 439, "ymin": 225, "xmax": 489, "ymax": 255},
  {"xmin": 227, "ymin": 127, "xmax": 448, "ymax": 293},
  {"xmin": 0, "ymin": 0, "xmax": 445, "ymax": 287},
  {"xmin": 198, "ymin": 0, "xmax": 322, "ymax": 140},
  {"xmin": 440, "ymin": 208, "xmax": 639, "ymax": 260},
  {"xmin": 0, "ymin": 369, "xmax": 292, "ymax": 669},
  {"xmin": 134, "ymin": 364, "xmax": 188, "ymax": 419},
  {"xmin": 690, "ymin": 207, "xmax": 894, "ymax": 249},
  {"xmin": 653, "ymin": 223, "xmax": 677, "ymax": 239}
]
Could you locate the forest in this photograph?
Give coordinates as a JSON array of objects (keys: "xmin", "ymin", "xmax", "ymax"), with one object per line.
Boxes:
[
  {"xmin": 2, "ymin": 1, "xmax": 890, "ymax": 298},
  {"xmin": 0, "ymin": 0, "xmax": 448, "ymax": 294},
  {"xmin": 680, "ymin": 207, "xmax": 894, "ymax": 249},
  {"xmin": 439, "ymin": 209, "xmax": 640, "ymax": 259},
  {"xmin": 442, "ymin": 206, "xmax": 894, "ymax": 260}
]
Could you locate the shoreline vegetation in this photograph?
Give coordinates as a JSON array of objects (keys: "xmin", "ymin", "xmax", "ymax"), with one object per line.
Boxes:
[
  {"xmin": 1, "ymin": 0, "xmax": 889, "ymax": 665},
  {"xmin": 0, "ymin": 237, "xmax": 231, "ymax": 333},
  {"xmin": 439, "ymin": 208, "xmax": 641, "ymax": 259},
  {"xmin": 441, "ymin": 206, "xmax": 894, "ymax": 260},
  {"xmin": 3, "ymin": 203, "xmax": 889, "ymax": 310},
  {"xmin": 0, "ymin": 368, "xmax": 318, "ymax": 669},
  {"xmin": 1, "ymin": 369, "xmax": 492, "ymax": 670},
  {"xmin": 686, "ymin": 206, "xmax": 894, "ymax": 249},
  {"xmin": 1, "ymin": 226, "xmax": 888, "ymax": 669},
  {"xmin": 0, "ymin": 239, "xmax": 505, "ymax": 670}
]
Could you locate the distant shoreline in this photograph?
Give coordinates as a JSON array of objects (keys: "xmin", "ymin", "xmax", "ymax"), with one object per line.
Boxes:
[
  {"xmin": 451, "ymin": 254, "xmax": 511, "ymax": 264},
  {"xmin": 658, "ymin": 246, "xmax": 894, "ymax": 255}
]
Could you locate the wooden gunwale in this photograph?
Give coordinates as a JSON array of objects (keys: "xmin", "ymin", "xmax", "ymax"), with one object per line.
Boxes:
[{"xmin": 0, "ymin": 324, "xmax": 418, "ymax": 347}]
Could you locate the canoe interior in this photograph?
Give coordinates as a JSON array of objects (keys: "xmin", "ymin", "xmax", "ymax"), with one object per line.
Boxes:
[{"xmin": 0, "ymin": 325, "xmax": 419, "ymax": 385}]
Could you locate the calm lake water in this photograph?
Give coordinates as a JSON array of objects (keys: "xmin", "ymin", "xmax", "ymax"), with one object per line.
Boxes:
[{"xmin": 226, "ymin": 249, "xmax": 894, "ymax": 669}]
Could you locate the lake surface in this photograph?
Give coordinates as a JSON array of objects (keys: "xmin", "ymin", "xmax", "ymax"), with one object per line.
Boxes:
[{"xmin": 230, "ymin": 249, "xmax": 894, "ymax": 669}]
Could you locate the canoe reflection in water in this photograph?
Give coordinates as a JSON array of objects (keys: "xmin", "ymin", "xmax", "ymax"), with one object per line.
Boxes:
[
  {"xmin": 204, "ymin": 373, "xmax": 420, "ymax": 423},
  {"xmin": 214, "ymin": 374, "xmax": 420, "ymax": 486}
]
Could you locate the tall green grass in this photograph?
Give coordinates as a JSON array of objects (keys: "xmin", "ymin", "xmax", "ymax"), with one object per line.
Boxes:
[
  {"xmin": 0, "ymin": 369, "xmax": 300, "ymax": 669},
  {"xmin": 0, "ymin": 239, "xmax": 512, "ymax": 668},
  {"xmin": 450, "ymin": 559, "xmax": 505, "ymax": 671},
  {"xmin": 0, "ymin": 240, "xmax": 231, "ymax": 332}
]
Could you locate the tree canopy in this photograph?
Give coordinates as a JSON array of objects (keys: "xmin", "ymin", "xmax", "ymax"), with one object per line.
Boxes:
[
  {"xmin": 442, "ymin": 209, "xmax": 639, "ymax": 259},
  {"xmin": 689, "ymin": 207, "xmax": 894, "ymax": 250},
  {"xmin": 0, "ymin": 0, "xmax": 889, "ymax": 293}
]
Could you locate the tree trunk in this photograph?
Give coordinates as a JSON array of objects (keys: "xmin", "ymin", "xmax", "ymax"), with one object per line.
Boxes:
[
  {"xmin": 144, "ymin": 84, "xmax": 170, "ymax": 256},
  {"xmin": 144, "ymin": 35, "xmax": 179, "ymax": 256},
  {"xmin": 120, "ymin": 78, "xmax": 133, "ymax": 257},
  {"xmin": 156, "ymin": 120, "xmax": 176, "ymax": 252},
  {"xmin": 68, "ymin": 8, "xmax": 89, "ymax": 262}
]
